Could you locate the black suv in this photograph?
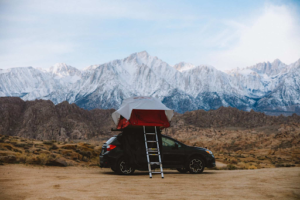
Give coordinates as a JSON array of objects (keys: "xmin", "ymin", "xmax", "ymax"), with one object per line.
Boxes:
[{"xmin": 100, "ymin": 130, "xmax": 215, "ymax": 175}]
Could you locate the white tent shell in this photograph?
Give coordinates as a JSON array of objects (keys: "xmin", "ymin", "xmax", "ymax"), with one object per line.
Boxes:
[{"xmin": 111, "ymin": 96, "xmax": 174, "ymax": 125}]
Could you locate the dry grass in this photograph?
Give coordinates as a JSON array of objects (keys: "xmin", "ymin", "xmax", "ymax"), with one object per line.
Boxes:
[
  {"xmin": 1, "ymin": 126, "xmax": 300, "ymax": 170},
  {"xmin": 166, "ymin": 125, "xmax": 300, "ymax": 170},
  {"xmin": 0, "ymin": 134, "xmax": 101, "ymax": 167}
]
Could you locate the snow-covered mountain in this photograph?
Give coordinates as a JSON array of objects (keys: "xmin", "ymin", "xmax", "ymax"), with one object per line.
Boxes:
[{"xmin": 1, "ymin": 51, "xmax": 299, "ymax": 116}]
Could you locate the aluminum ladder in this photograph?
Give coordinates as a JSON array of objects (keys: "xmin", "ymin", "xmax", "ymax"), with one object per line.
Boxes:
[{"xmin": 143, "ymin": 126, "xmax": 164, "ymax": 178}]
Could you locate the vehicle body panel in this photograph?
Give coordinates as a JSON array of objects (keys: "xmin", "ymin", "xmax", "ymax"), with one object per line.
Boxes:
[{"xmin": 100, "ymin": 133, "xmax": 216, "ymax": 170}]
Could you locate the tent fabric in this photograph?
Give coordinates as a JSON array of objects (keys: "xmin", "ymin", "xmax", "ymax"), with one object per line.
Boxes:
[
  {"xmin": 112, "ymin": 96, "xmax": 174, "ymax": 129},
  {"xmin": 117, "ymin": 110, "xmax": 170, "ymax": 129}
]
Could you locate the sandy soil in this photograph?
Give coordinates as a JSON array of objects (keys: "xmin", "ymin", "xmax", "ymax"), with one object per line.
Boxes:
[{"xmin": 0, "ymin": 164, "xmax": 299, "ymax": 200}]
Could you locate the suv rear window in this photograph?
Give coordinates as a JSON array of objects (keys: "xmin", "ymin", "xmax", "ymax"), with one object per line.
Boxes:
[{"xmin": 106, "ymin": 137, "xmax": 116, "ymax": 144}]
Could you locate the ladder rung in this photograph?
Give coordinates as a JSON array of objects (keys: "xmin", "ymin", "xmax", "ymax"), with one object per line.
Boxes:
[
  {"xmin": 152, "ymin": 172, "xmax": 162, "ymax": 174},
  {"xmin": 149, "ymin": 154, "xmax": 159, "ymax": 156},
  {"xmin": 145, "ymin": 133, "xmax": 156, "ymax": 135},
  {"xmin": 150, "ymin": 162, "xmax": 160, "ymax": 165},
  {"xmin": 147, "ymin": 141, "xmax": 157, "ymax": 143}
]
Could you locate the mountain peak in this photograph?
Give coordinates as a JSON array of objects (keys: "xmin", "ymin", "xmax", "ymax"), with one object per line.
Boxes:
[
  {"xmin": 129, "ymin": 51, "xmax": 150, "ymax": 59},
  {"xmin": 174, "ymin": 62, "xmax": 196, "ymax": 72},
  {"xmin": 51, "ymin": 63, "xmax": 72, "ymax": 70},
  {"xmin": 273, "ymin": 58, "xmax": 281, "ymax": 63},
  {"xmin": 242, "ymin": 59, "xmax": 288, "ymax": 76},
  {"xmin": 136, "ymin": 51, "xmax": 149, "ymax": 56},
  {"xmin": 48, "ymin": 63, "xmax": 81, "ymax": 77},
  {"xmin": 272, "ymin": 59, "xmax": 282, "ymax": 66},
  {"xmin": 83, "ymin": 64, "xmax": 100, "ymax": 71}
]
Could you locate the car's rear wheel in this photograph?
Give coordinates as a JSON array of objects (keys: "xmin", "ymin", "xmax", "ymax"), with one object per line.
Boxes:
[
  {"xmin": 116, "ymin": 158, "xmax": 135, "ymax": 175},
  {"xmin": 187, "ymin": 157, "xmax": 205, "ymax": 174},
  {"xmin": 176, "ymin": 168, "xmax": 188, "ymax": 173}
]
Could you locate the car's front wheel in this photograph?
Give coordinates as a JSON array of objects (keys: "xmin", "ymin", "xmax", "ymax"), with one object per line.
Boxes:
[
  {"xmin": 116, "ymin": 158, "xmax": 135, "ymax": 175},
  {"xmin": 187, "ymin": 157, "xmax": 205, "ymax": 174}
]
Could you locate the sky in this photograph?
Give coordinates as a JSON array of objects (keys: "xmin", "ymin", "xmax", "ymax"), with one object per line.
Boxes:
[{"xmin": 0, "ymin": 0, "xmax": 300, "ymax": 70}]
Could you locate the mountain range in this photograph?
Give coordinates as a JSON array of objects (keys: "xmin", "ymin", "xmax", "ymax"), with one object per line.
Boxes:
[{"xmin": 1, "ymin": 51, "xmax": 300, "ymax": 115}]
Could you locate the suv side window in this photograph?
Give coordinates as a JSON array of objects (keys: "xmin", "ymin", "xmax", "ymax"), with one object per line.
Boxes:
[{"xmin": 162, "ymin": 137, "xmax": 181, "ymax": 148}]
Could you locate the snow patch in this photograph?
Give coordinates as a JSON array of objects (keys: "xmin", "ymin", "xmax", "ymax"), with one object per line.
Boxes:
[
  {"xmin": 0, "ymin": 69, "xmax": 11, "ymax": 74},
  {"xmin": 173, "ymin": 62, "xmax": 196, "ymax": 72}
]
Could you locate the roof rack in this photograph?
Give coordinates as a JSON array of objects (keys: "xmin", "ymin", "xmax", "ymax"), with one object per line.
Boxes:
[{"xmin": 111, "ymin": 128, "xmax": 123, "ymax": 131}]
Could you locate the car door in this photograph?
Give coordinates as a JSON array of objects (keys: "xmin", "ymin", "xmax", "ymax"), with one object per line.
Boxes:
[{"xmin": 161, "ymin": 136, "xmax": 185, "ymax": 167}]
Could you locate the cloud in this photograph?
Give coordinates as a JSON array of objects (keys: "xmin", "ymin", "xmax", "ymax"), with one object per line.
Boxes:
[
  {"xmin": 0, "ymin": 1, "xmax": 299, "ymax": 70},
  {"xmin": 208, "ymin": 4, "xmax": 300, "ymax": 70},
  {"xmin": 0, "ymin": 0, "xmax": 202, "ymax": 69},
  {"xmin": 1, "ymin": 0, "xmax": 197, "ymax": 21}
]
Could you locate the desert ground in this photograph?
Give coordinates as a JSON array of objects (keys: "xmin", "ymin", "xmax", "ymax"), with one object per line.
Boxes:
[{"xmin": 0, "ymin": 164, "xmax": 299, "ymax": 200}]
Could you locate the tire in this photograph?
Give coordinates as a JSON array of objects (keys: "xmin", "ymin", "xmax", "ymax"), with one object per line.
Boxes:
[
  {"xmin": 187, "ymin": 157, "xmax": 205, "ymax": 174},
  {"xmin": 116, "ymin": 158, "xmax": 135, "ymax": 175},
  {"xmin": 177, "ymin": 168, "xmax": 188, "ymax": 173}
]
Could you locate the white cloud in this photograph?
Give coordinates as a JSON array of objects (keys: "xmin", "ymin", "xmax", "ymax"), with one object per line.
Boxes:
[
  {"xmin": 208, "ymin": 4, "xmax": 300, "ymax": 70},
  {"xmin": 0, "ymin": 1, "xmax": 299, "ymax": 70},
  {"xmin": 3, "ymin": 0, "xmax": 196, "ymax": 21}
]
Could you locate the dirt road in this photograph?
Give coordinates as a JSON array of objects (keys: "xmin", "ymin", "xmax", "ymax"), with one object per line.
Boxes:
[{"xmin": 0, "ymin": 164, "xmax": 299, "ymax": 200}]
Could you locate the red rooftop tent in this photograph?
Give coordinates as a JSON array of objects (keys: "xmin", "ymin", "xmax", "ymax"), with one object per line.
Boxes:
[{"xmin": 112, "ymin": 96, "xmax": 174, "ymax": 129}]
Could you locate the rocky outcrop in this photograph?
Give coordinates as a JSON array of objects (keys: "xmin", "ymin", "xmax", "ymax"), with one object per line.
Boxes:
[
  {"xmin": 172, "ymin": 107, "xmax": 300, "ymax": 129},
  {"xmin": 1, "ymin": 97, "xmax": 300, "ymax": 141},
  {"xmin": 46, "ymin": 157, "xmax": 68, "ymax": 167},
  {"xmin": 0, "ymin": 97, "xmax": 115, "ymax": 141}
]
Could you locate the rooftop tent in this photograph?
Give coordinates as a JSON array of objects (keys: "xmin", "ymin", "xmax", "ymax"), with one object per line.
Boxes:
[{"xmin": 112, "ymin": 96, "xmax": 174, "ymax": 129}]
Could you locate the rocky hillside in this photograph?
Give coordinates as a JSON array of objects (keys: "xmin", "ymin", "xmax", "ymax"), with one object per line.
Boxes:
[
  {"xmin": 0, "ymin": 97, "xmax": 299, "ymax": 169},
  {"xmin": 0, "ymin": 97, "xmax": 115, "ymax": 141},
  {"xmin": 1, "ymin": 97, "xmax": 300, "ymax": 141},
  {"xmin": 171, "ymin": 106, "xmax": 300, "ymax": 129},
  {"xmin": 164, "ymin": 123, "xmax": 300, "ymax": 169},
  {"xmin": 166, "ymin": 108, "xmax": 300, "ymax": 169}
]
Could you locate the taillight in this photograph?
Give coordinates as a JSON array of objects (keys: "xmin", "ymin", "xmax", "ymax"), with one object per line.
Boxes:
[{"xmin": 106, "ymin": 144, "xmax": 116, "ymax": 151}]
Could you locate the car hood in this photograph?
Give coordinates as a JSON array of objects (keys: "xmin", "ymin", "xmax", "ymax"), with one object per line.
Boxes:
[{"xmin": 188, "ymin": 146, "xmax": 207, "ymax": 151}]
